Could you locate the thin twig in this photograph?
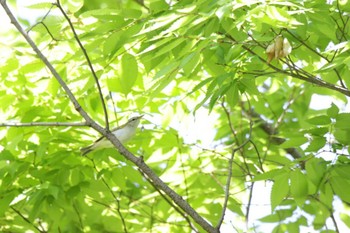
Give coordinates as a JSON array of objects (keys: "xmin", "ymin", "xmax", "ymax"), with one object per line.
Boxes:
[
  {"xmin": 245, "ymin": 182, "xmax": 254, "ymax": 231},
  {"xmin": 138, "ymin": 168, "xmax": 199, "ymax": 233},
  {"xmin": 249, "ymin": 139, "xmax": 263, "ymax": 172},
  {"xmin": 27, "ymin": 4, "xmax": 58, "ymax": 41},
  {"xmin": 55, "ymin": 0, "xmax": 109, "ymax": 130},
  {"xmin": 11, "ymin": 207, "xmax": 46, "ymax": 233},
  {"xmin": 335, "ymin": 0, "xmax": 348, "ymax": 41},
  {"xmin": 273, "ymin": 87, "xmax": 301, "ymax": 130},
  {"xmin": 73, "ymin": 202, "xmax": 84, "ymax": 231},
  {"xmin": 101, "ymin": 177, "xmax": 129, "ymax": 233},
  {"xmin": 311, "ymin": 196, "xmax": 340, "ymax": 233},
  {"xmin": 285, "ymin": 30, "xmax": 347, "ymax": 88},
  {"xmin": 285, "ymin": 30, "xmax": 330, "ymax": 61},
  {"xmin": 88, "ymin": 158, "xmax": 128, "ymax": 233},
  {"xmin": 176, "ymin": 134, "xmax": 190, "ymax": 202},
  {"xmin": 330, "ymin": 212, "xmax": 340, "ymax": 233},
  {"xmin": 109, "ymin": 91, "xmax": 119, "ymax": 124},
  {"xmin": 216, "ymin": 97, "xmax": 253, "ymax": 230}
]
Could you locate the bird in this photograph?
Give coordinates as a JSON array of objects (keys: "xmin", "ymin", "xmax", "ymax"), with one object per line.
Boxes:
[{"xmin": 80, "ymin": 115, "xmax": 143, "ymax": 156}]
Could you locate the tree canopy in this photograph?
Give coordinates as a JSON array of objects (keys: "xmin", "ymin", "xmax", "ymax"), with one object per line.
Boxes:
[{"xmin": 1, "ymin": 0, "xmax": 350, "ymax": 232}]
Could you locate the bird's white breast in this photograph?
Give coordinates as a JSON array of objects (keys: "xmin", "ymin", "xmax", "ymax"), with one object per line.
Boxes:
[{"xmin": 113, "ymin": 126, "xmax": 137, "ymax": 143}]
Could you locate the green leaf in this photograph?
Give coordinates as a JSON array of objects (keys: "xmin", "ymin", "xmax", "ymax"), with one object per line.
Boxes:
[
  {"xmin": 158, "ymin": 39, "xmax": 186, "ymax": 57},
  {"xmin": 252, "ymin": 169, "xmax": 285, "ymax": 181},
  {"xmin": 307, "ymin": 115, "xmax": 331, "ymax": 125},
  {"xmin": 305, "ymin": 157, "xmax": 327, "ymax": 188},
  {"xmin": 103, "ymin": 31, "xmax": 126, "ymax": 56},
  {"xmin": 340, "ymin": 213, "xmax": 350, "ymax": 229},
  {"xmin": 334, "ymin": 129, "xmax": 350, "ymax": 145},
  {"xmin": 25, "ymin": 2, "xmax": 53, "ymax": 9},
  {"xmin": 180, "ymin": 52, "xmax": 201, "ymax": 76},
  {"xmin": 2, "ymin": 57, "xmax": 19, "ymax": 73},
  {"xmin": 266, "ymin": 6, "xmax": 290, "ymax": 23},
  {"xmin": 286, "ymin": 222, "xmax": 299, "ymax": 233},
  {"xmin": 327, "ymin": 103, "xmax": 339, "ymax": 118},
  {"xmin": 225, "ymin": 83, "xmax": 239, "ymax": 107},
  {"xmin": 238, "ymin": 75, "xmax": 259, "ymax": 95},
  {"xmin": 305, "ymin": 136, "xmax": 326, "ymax": 152},
  {"xmin": 330, "ymin": 176, "xmax": 350, "ymax": 203},
  {"xmin": 120, "ymin": 53, "xmax": 138, "ymax": 94},
  {"xmin": 281, "ymin": 136, "xmax": 308, "ymax": 148},
  {"xmin": 319, "ymin": 183, "xmax": 333, "ymax": 209},
  {"xmin": 271, "ymin": 172, "xmax": 289, "ymax": 211},
  {"xmin": 290, "ymin": 169, "xmax": 308, "ymax": 204},
  {"xmin": 61, "ymin": 0, "xmax": 83, "ymax": 13},
  {"xmin": 335, "ymin": 113, "xmax": 350, "ymax": 129},
  {"xmin": 302, "ymin": 127, "xmax": 328, "ymax": 136},
  {"xmin": 259, "ymin": 209, "xmax": 293, "ymax": 223},
  {"xmin": 332, "ymin": 164, "xmax": 350, "ymax": 180},
  {"xmin": 81, "ymin": 9, "xmax": 120, "ymax": 18},
  {"xmin": 152, "ymin": 62, "xmax": 178, "ymax": 80},
  {"xmin": 0, "ymin": 191, "xmax": 16, "ymax": 217},
  {"xmin": 187, "ymin": 77, "xmax": 215, "ymax": 96}
]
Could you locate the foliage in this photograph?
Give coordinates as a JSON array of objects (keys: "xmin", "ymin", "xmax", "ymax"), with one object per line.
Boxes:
[{"xmin": 1, "ymin": 0, "xmax": 350, "ymax": 232}]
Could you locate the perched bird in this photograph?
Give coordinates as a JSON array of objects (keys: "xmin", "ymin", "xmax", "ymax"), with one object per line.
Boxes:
[{"xmin": 81, "ymin": 115, "xmax": 143, "ymax": 156}]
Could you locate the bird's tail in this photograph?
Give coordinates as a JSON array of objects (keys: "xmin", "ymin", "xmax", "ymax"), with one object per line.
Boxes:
[{"xmin": 80, "ymin": 145, "xmax": 93, "ymax": 156}]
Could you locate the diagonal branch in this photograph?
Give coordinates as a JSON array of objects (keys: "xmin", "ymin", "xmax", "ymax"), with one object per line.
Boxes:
[
  {"xmin": 285, "ymin": 30, "xmax": 347, "ymax": 89},
  {"xmin": 0, "ymin": 2, "xmax": 218, "ymax": 232},
  {"xmin": 54, "ymin": 0, "xmax": 110, "ymax": 130}
]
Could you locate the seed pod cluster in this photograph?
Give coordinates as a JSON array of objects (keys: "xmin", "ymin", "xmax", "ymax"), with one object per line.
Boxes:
[{"xmin": 266, "ymin": 35, "xmax": 292, "ymax": 63}]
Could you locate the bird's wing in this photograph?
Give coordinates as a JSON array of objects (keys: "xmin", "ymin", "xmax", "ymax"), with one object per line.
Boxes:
[
  {"xmin": 94, "ymin": 126, "xmax": 121, "ymax": 143},
  {"xmin": 94, "ymin": 135, "xmax": 105, "ymax": 143}
]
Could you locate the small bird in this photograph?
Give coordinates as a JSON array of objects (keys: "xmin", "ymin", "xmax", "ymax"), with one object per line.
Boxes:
[{"xmin": 81, "ymin": 115, "xmax": 143, "ymax": 156}]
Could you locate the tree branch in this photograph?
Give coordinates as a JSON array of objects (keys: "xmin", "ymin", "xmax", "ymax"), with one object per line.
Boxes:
[
  {"xmin": 245, "ymin": 182, "xmax": 254, "ymax": 230},
  {"xmin": 55, "ymin": 0, "xmax": 110, "ymax": 130},
  {"xmin": 225, "ymin": 33, "xmax": 350, "ymax": 97},
  {"xmin": 285, "ymin": 30, "xmax": 347, "ymax": 89},
  {"xmin": 1, "ymin": 2, "xmax": 217, "ymax": 232}
]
